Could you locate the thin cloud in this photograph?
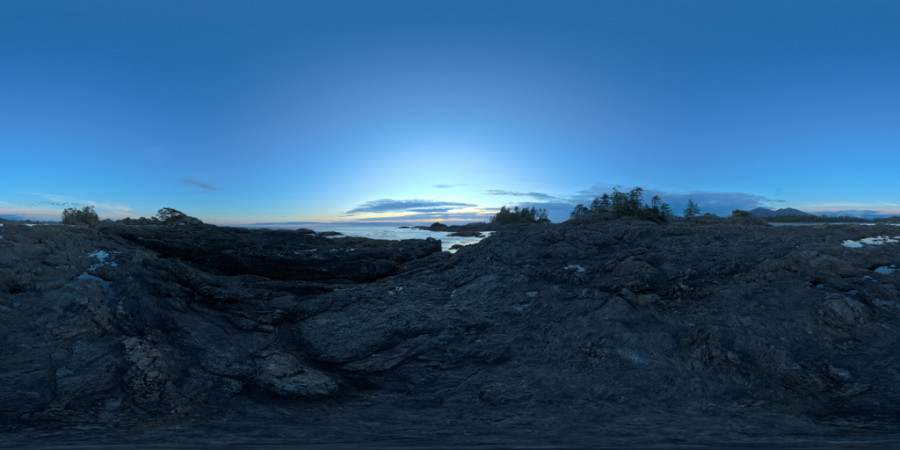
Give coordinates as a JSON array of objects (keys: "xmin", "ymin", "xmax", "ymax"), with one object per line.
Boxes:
[
  {"xmin": 15, "ymin": 193, "xmax": 132, "ymax": 219},
  {"xmin": 346, "ymin": 199, "xmax": 477, "ymax": 215},
  {"xmin": 29, "ymin": 193, "xmax": 132, "ymax": 214},
  {"xmin": 93, "ymin": 202, "xmax": 134, "ymax": 215},
  {"xmin": 176, "ymin": 178, "xmax": 219, "ymax": 193},
  {"xmin": 406, "ymin": 207, "xmax": 471, "ymax": 213},
  {"xmin": 485, "ymin": 190, "xmax": 560, "ymax": 201},
  {"xmin": 433, "ymin": 183, "xmax": 465, "ymax": 189},
  {"xmin": 350, "ymin": 212, "xmax": 491, "ymax": 223},
  {"xmin": 31, "ymin": 200, "xmax": 82, "ymax": 207},
  {"xmin": 30, "ymin": 192, "xmax": 84, "ymax": 207}
]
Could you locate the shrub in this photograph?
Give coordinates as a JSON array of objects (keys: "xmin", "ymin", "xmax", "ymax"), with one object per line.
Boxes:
[
  {"xmin": 62, "ymin": 206, "xmax": 100, "ymax": 225},
  {"xmin": 691, "ymin": 213, "xmax": 726, "ymax": 224},
  {"xmin": 119, "ymin": 216, "xmax": 159, "ymax": 225},
  {"xmin": 118, "ymin": 207, "xmax": 203, "ymax": 225},
  {"xmin": 155, "ymin": 207, "xmax": 202, "ymax": 225},
  {"xmin": 729, "ymin": 209, "xmax": 767, "ymax": 225}
]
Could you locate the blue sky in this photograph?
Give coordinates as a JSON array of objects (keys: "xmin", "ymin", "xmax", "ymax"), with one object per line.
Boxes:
[{"xmin": 2, "ymin": 0, "xmax": 899, "ymax": 224}]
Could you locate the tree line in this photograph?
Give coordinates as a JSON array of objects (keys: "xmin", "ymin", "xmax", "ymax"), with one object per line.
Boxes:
[
  {"xmin": 488, "ymin": 187, "xmax": 707, "ymax": 225},
  {"xmin": 569, "ymin": 187, "xmax": 681, "ymax": 223},
  {"xmin": 61, "ymin": 206, "xmax": 202, "ymax": 226},
  {"xmin": 490, "ymin": 205, "xmax": 551, "ymax": 225}
]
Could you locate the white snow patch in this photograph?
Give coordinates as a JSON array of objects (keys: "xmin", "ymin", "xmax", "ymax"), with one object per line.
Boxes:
[
  {"xmin": 89, "ymin": 250, "xmax": 110, "ymax": 261},
  {"xmin": 874, "ymin": 265, "xmax": 897, "ymax": 275},
  {"xmin": 87, "ymin": 250, "xmax": 118, "ymax": 271},
  {"xmin": 564, "ymin": 264, "xmax": 586, "ymax": 273},
  {"xmin": 842, "ymin": 236, "xmax": 900, "ymax": 248}
]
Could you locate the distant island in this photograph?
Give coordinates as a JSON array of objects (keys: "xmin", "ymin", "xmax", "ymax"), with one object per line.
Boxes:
[
  {"xmin": 749, "ymin": 207, "xmax": 900, "ymax": 224},
  {"xmin": 748, "ymin": 207, "xmax": 811, "ymax": 217}
]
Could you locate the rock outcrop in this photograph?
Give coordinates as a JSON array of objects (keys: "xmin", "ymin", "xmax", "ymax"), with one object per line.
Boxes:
[{"xmin": 1, "ymin": 219, "xmax": 899, "ymax": 447}]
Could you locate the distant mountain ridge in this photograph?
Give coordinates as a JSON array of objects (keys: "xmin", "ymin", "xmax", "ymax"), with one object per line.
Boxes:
[{"xmin": 750, "ymin": 207, "xmax": 811, "ymax": 217}]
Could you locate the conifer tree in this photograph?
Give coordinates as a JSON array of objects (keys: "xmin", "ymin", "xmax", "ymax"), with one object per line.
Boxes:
[{"xmin": 684, "ymin": 199, "xmax": 700, "ymax": 219}]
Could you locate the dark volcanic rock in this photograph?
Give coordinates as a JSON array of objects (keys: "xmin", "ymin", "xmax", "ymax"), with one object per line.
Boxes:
[
  {"xmin": 447, "ymin": 229, "xmax": 483, "ymax": 237},
  {"xmin": 1, "ymin": 220, "xmax": 900, "ymax": 447},
  {"xmin": 100, "ymin": 223, "xmax": 440, "ymax": 282},
  {"xmin": 417, "ymin": 221, "xmax": 498, "ymax": 234}
]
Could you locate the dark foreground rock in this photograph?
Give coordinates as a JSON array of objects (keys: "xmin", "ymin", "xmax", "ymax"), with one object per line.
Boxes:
[{"xmin": 1, "ymin": 219, "xmax": 900, "ymax": 447}]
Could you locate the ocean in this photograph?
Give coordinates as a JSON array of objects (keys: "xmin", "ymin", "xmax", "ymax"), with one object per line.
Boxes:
[{"xmin": 248, "ymin": 224, "xmax": 492, "ymax": 252}]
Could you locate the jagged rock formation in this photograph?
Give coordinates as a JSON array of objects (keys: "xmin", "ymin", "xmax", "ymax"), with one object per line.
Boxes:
[{"xmin": 1, "ymin": 219, "xmax": 899, "ymax": 447}]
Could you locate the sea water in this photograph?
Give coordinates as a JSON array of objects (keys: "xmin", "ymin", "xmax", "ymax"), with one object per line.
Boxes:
[{"xmin": 249, "ymin": 224, "xmax": 491, "ymax": 252}]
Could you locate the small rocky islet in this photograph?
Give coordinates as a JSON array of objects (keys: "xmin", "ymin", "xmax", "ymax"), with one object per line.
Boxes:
[{"xmin": 1, "ymin": 217, "xmax": 899, "ymax": 447}]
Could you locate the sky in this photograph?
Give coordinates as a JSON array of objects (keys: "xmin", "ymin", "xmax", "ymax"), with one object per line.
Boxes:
[{"xmin": 2, "ymin": 0, "xmax": 900, "ymax": 225}]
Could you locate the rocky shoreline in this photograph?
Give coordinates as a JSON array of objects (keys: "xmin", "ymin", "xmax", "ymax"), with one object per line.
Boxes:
[{"xmin": 1, "ymin": 218, "xmax": 899, "ymax": 447}]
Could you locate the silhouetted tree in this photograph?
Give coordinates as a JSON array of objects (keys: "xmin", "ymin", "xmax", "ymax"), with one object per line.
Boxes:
[
  {"xmin": 119, "ymin": 216, "xmax": 159, "ymax": 225},
  {"xmin": 569, "ymin": 187, "xmax": 670, "ymax": 222},
  {"xmin": 491, "ymin": 205, "xmax": 550, "ymax": 225},
  {"xmin": 684, "ymin": 199, "xmax": 700, "ymax": 219},
  {"xmin": 154, "ymin": 207, "xmax": 202, "ymax": 225},
  {"xmin": 570, "ymin": 204, "xmax": 589, "ymax": 219},
  {"xmin": 660, "ymin": 203, "xmax": 673, "ymax": 220},
  {"xmin": 61, "ymin": 206, "xmax": 99, "ymax": 225},
  {"xmin": 156, "ymin": 207, "xmax": 186, "ymax": 224},
  {"xmin": 118, "ymin": 207, "xmax": 202, "ymax": 225},
  {"xmin": 599, "ymin": 193, "xmax": 611, "ymax": 209}
]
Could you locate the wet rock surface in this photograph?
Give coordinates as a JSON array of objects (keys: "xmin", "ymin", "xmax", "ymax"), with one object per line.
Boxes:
[{"xmin": 1, "ymin": 219, "xmax": 900, "ymax": 447}]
